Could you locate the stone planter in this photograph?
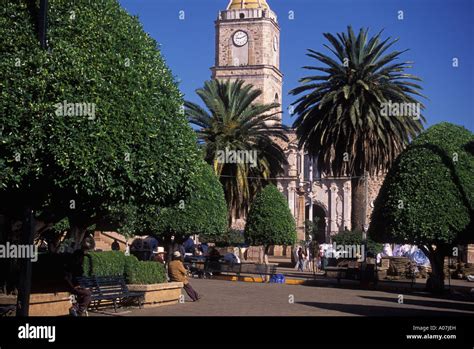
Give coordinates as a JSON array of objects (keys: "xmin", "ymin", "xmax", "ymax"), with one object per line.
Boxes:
[
  {"xmin": 127, "ymin": 282, "xmax": 183, "ymax": 308},
  {"xmin": 0, "ymin": 292, "xmax": 71, "ymax": 316}
]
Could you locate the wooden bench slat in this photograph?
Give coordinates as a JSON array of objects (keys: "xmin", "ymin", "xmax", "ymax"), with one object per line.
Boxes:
[{"xmin": 77, "ymin": 276, "xmax": 144, "ymax": 312}]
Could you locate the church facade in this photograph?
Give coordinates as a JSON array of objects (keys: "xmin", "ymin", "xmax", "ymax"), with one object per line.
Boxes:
[{"xmin": 212, "ymin": 0, "xmax": 382, "ymax": 241}]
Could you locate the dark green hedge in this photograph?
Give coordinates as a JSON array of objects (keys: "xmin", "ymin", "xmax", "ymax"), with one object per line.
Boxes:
[
  {"xmin": 125, "ymin": 260, "xmax": 167, "ymax": 285},
  {"xmin": 83, "ymin": 251, "xmax": 132, "ymax": 277},
  {"xmin": 83, "ymin": 251, "xmax": 166, "ymax": 284}
]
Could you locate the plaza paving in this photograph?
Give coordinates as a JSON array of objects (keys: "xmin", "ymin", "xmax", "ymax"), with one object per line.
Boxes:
[{"xmin": 96, "ymin": 278, "xmax": 474, "ymax": 317}]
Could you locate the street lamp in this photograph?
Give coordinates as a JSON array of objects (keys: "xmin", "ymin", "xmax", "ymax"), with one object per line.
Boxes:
[{"xmin": 362, "ymin": 224, "xmax": 369, "ymax": 260}]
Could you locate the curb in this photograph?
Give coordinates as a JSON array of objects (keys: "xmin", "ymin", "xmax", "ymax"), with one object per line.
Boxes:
[
  {"xmin": 211, "ymin": 274, "xmax": 306, "ymax": 285},
  {"xmin": 208, "ymin": 275, "xmax": 474, "ymax": 295}
]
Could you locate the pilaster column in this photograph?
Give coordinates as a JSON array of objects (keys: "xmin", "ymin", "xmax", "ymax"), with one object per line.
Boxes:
[
  {"xmin": 308, "ymin": 158, "xmax": 314, "ymax": 221},
  {"xmin": 287, "ymin": 182, "xmax": 296, "ymax": 217},
  {"xmin": 297, "ymin": 188, "xmax": 306, "ymax": 241},
  {"xmin": 299, "ymin": 151, "xmax": 304, "ymax": 186},
  {"xmin": 288, "ymin": 149, "xmax": 297, "ymax": 177},
  {"xmin": 330, "ymin": 185, "xmax": 338, "ymax": 235},
  {"xmin": 324, "ymin": 217, "xmax": 329, "ymax": 243},
  {"xmin": 343, "ymin": 182, "xmax": 351, "ymax": 231}
]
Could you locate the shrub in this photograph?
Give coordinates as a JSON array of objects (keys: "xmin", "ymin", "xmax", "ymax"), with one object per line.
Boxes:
[
  {"xmin": 125, "ymin": 260, "xmax": 167, "ymax": 285},
  {"xmin": 83, "ymin": 251, "xmax": 137, "ymax": 277},
  {"xmin": 83, "ymin": 251, "xmax": 167, "ymax": 284},
  {"xmin": 245, "ymin": 184, "xmax": 297, "ymax": 251}
]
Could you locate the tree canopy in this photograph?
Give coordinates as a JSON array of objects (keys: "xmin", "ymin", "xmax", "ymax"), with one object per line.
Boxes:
[
  {"xmin": 154, "ymin": 161, "xmax": 228, "ymax": 240},
  {"xmin": 370, "ymin": 122, "xmax": 473, "ymax": 245},
  {"xmin": 0, "ymin": 0, "xmax": 199, "ymax": 239}
]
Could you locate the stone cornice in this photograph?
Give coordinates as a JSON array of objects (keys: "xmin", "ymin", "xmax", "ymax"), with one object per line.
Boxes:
[{"xmin": 211, "ymin": 64, "xmax": 283, "ymax": 79}]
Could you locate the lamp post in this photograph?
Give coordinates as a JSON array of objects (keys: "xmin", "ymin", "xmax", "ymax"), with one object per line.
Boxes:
[
  {"xmin": 359, "ymin": 224, "xmax": 369, "ymax": 288},
  {"xmin": 363, "ymin": 224, "xmax": 369, "ymax": 261}
]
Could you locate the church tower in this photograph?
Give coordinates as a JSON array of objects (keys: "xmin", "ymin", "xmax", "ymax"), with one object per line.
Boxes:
[{"xmin": 212, "ymin": 0, "xmax": 283, "ymax": 124}]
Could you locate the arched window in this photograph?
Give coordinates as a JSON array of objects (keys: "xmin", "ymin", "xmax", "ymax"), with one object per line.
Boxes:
[{"xmin": 239, "ymin": 13, "xmax": 245, "ymax": 19}]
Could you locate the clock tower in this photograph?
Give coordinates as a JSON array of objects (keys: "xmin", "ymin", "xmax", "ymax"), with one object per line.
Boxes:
[{"xmin": 212, "ymin": 0, "xmax": 283, "ymax": 124}]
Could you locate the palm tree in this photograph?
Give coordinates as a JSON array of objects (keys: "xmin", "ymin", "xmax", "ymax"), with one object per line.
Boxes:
[
  {"xmin": 186, "ymin": 79, "xmax": 288, "ymax": 223},
  {"xmin": 290, "ymin": 26, "xmax": 426, "ymax": 228}
]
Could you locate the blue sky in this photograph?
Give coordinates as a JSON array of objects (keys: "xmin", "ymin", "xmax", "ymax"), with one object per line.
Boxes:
[{"xmin": 119, "ymin": 0, "xmax": 473, "ymax": 131}]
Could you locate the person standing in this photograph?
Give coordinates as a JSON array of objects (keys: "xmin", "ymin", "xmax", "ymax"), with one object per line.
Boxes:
[
  {"xmin": 297, "ymin": 247, "xmax": 304, "ymax": 272},
  {"xmin": 168, "ymin": 251, "xmax": 201, "ymax": 302}
]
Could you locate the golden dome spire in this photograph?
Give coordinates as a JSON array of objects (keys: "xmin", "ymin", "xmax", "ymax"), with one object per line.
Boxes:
[{"xmin": 227, "ymin": 0, "xmax": 270, "ymax": 10}]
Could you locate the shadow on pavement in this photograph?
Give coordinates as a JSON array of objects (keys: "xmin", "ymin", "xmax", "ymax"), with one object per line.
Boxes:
[
  {"xmin": 296, "ymin": 301, "xmax": 473, "ymax": 316},
  {"xmin": 358, "ymin": 295, "xmax": 474, "ymax": 313}
]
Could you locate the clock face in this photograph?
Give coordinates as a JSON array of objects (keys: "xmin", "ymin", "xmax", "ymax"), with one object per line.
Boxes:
[
  {"xmin": 233, "ymin": 30, "xmax": 248, "ymax": 47},
  {"xmin": 273, "ymin": 36, "xmax": 278, "ymax": 51}
]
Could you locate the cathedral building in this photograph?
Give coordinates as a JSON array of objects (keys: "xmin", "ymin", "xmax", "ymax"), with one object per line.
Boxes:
[{"xmin": 212, "ymin": 0, "xmax": 384, "ymax": 242}]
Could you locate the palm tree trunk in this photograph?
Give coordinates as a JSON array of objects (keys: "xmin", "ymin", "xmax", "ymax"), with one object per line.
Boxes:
[{"xmin": 351, "ymin": 176, "xmax": 366, "ymax": 231}]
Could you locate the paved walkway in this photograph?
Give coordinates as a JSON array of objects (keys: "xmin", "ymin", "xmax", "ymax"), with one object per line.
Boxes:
[{"xmin": 94, "ymin": 279, "xmax": 474, "ymax": 317}]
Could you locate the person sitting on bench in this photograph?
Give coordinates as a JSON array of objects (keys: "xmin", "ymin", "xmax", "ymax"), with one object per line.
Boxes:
[
  {"xmin": 64, "ymin": 249, "xmax": 92, "ymax": 316},
  {"xmin": 168, "ymin": 251, "xmax": 201, "ymax": 302}
]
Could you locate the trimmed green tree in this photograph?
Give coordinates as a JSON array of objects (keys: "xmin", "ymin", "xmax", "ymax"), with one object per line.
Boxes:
[
  {"xmin": 0, "ymin": 0, "xmax": 200, "ymax": 245},
  {"xmin": 113, "ymin": 161, "xmax": 227, "ymax": 246},
  {"xmin": 245, "ymin": 184, "xmax": 297, "ymax": 256},
  {"xmin": 200, "ymin": 229, "xmax": 245, "ymax": 247},
  {"xmin": 370, "ymin": 123, "xmax": 474, "ymax": 292},
  {"xmin": 155, "ymin": 162, "xmax": 228, "ymax": 241}
]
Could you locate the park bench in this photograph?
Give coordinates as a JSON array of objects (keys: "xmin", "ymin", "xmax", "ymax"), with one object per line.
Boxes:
[
  {"xmin": 324, "ymin": 266, "xmax": 348, "ymax": 283},
  {"xmin": 77, "ymin": 276, "xmax": 144, "ymax": 312},
  {"xmin": 0, "ymin": 304, "xmax": 16, "ymax": 317},
  {"xmin": 185, "ymin": 260, "xmax": 277, "ymax": 282},
  {"xmin": 325, "ymin": 262, "xmax": 378, "ymax": 285}
]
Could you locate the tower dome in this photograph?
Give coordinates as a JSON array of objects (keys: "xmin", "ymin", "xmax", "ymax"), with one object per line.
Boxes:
[{"xmin": 227, "ymin": 0, "xmax": 270, "ymax": 10}]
